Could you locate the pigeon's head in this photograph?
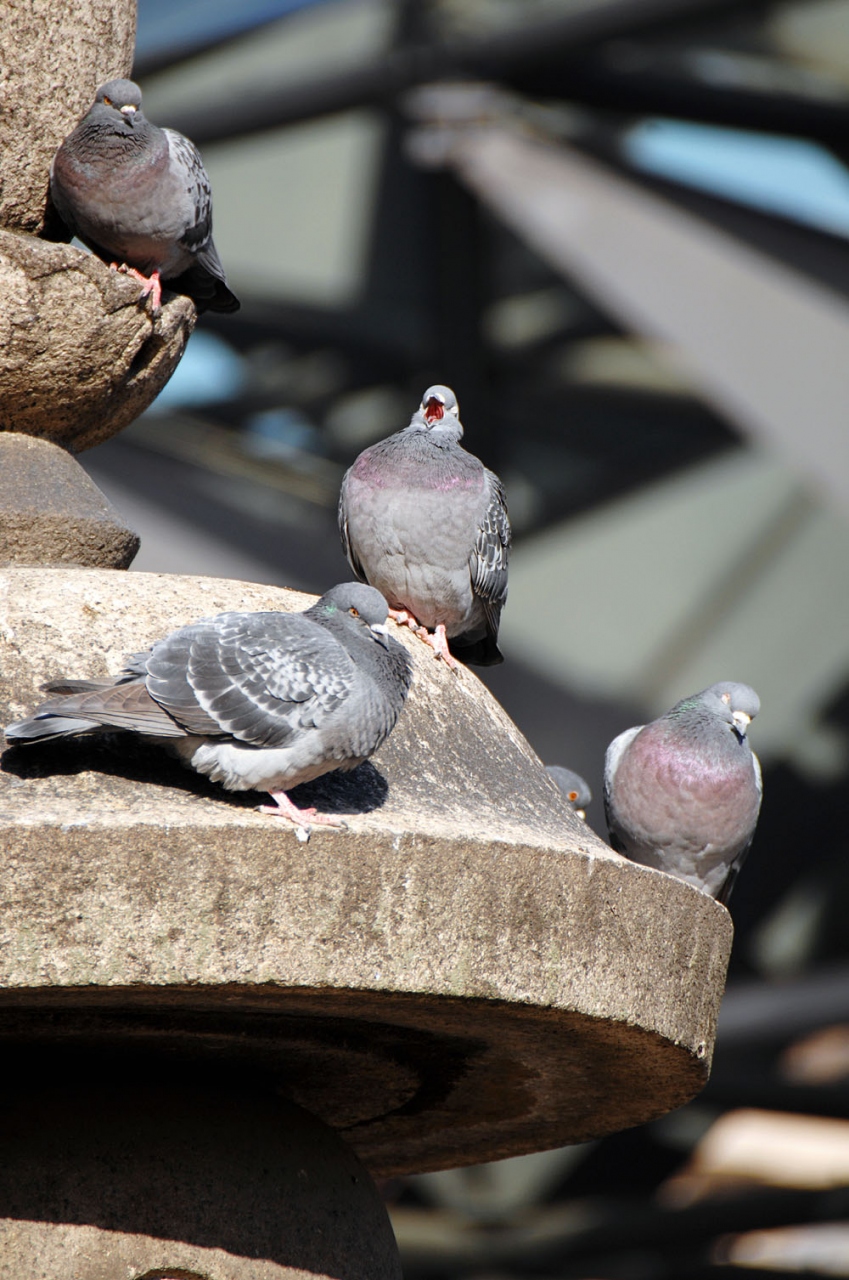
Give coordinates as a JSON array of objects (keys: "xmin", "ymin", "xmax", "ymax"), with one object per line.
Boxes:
[
  {"xmin": 315, "ymin": 583, "xmax": 392, "ymax": 645},
  {"xmin": 420, "ymin": 385, "xmax": 460, "ymax": 428},
  {"xmin": 93, "ymin": 79, "xmax": 144, "ymax": 127},
  {"xmin": 700, "ymin": 682, "xmax": 761, "ymax": 740},
  {"xmin": 546, "ymin": 765, "xmax": 592, "ymax": 819}
]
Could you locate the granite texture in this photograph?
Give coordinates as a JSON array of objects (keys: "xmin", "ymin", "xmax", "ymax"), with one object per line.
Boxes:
[
  {"xmin": 0, "ymin": 230, "xmax": 195, "ymax": 449},
  {"xmin": 0, "ymin": 436, "xmax": 139, "ymax": 567},
  {"xmin": 0, "ymin": 0, "xmax": 136, "ymax": 235}
]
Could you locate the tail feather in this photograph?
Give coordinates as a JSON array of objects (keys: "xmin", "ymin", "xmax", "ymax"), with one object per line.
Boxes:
[
  {"xmin": 5, "ymin": 715, "xmax": 103, "ymax": 743},
  {"xmin": 5, "ymin": 677, "xmax": 187, "ymax": 743}
]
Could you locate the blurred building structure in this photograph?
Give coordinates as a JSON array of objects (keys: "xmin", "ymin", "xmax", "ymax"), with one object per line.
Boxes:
[{"xmin": 81, "ymin": 0, "xmax": 849, "ymax": 1274}]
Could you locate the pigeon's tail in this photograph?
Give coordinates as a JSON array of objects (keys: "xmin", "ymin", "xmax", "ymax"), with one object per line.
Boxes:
[
  {"xmin": 449, "ymin": 631, "xmax": 504, "ymax": 667},
  {"xmin": 173, "ymin": 240, "xmax": 240, "ymax": 313},
  {"xmin": 5, "ymin": 714, "xmax": 105, "ymax": 743},
  {"xmin": 4, "ymin": 680, "xmax": 186, "ymax": 743}
]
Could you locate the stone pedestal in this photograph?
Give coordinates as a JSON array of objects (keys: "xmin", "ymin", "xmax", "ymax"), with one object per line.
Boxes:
[
  {"xmin": 0, "ymin": 435, "xmax": 139, "ymax": 567},
  {"xmin": 0, "ymin": 565, "xmax": 734, "ymax": 1275},
  {"xmin": 0, "ymin": 1084, "xmax": 400, "ymax": 1279}
]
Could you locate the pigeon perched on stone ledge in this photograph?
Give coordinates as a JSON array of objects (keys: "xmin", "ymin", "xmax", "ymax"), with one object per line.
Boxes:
[
  {"xmin": 603, "ymin": 682, "xmax": 762, "ymax": 904},
  {"xmin": 50, "ymin": 78, "xmax": 239, "ymax": 314},
  {"xmin": 338, "ymin": 385, "xmax": 511, "ymax": 667},
  {"xmin": 4, "ymin": 583, "xmax": 411, "ymax": 832}
]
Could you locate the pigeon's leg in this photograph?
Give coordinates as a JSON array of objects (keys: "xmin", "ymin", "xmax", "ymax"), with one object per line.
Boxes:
[
  {"xmin": 388, "ymin": 608, "xmax": 420, "ymax": 630},
  {"xmin": 388, "ymin": 607, "xmax": 457, "ymax": 669},
  {"xmin": 125, "ymin": 267, "xmax": 163, "ymax": 313},
  {"xmin": 259, "ymin": 789, "xmax": 348, "ymax": 829},
  {"xmin": 416, "ymin": 623, "xmax": 458, "ymax": 670},
  {"xmin": 109, "ymin": 263, "xmax": 163, "ymax": 313}
]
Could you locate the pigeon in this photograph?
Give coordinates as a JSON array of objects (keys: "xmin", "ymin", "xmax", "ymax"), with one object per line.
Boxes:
[
  {"xmin": 546, "ymin": 765, "xmax": 592, "ymax": 820},
  {"xmin": 603, "ymin": 682, "xmax": 762, "ymax": 905},
  {"xmin": 4, "ymin": 584, "xmax": 411, "ymax": 831},
  {"xmin": 338, "ymin": 385, "xmax": 511, "ymax": 667},
  {"xmin": 50, "ymin": 78, "xmax": 239, "ymax": 314}
]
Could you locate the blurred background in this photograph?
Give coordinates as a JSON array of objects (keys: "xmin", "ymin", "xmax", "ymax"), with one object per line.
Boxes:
[{"xmin": 82, "ymin": 0, "xmax": 849, "ymax": 1273}]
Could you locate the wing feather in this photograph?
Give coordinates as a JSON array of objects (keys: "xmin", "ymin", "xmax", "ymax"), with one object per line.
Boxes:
[{"xmin": 470, "ymin": 468, "xmax": 511, "ymax": 631}]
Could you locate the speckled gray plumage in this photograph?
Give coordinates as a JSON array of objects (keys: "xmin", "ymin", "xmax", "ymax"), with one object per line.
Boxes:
[
  {"xmin": 338, "ymin": 385, "xmax": 511, "ymax": 666},
  {"xmin": 5, "ymin": 584, "xmax": 411, "ymax": 820},
  {"xmin": 50, "ymin": 78, "xmax": 239, "ymax": 313},
  {"xmin": 603, "ymin": 682, "xmax": 762, "ymax": 904}
]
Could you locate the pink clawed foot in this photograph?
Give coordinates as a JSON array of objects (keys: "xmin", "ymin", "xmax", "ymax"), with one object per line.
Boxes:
[
  {"xmin": 417, "ymin": 623, "xmax": 458, "ymax": 670},
  {"xmin": 109, "ymin": 263, "xmax": 162, "ymax": 312},
  {"xmin": 259, "ymin": 789, "xmax": 348, "ymax": 831},
  {"xmin": 388, "ymin": 608, "xmax": 420, "ymax": 630}
]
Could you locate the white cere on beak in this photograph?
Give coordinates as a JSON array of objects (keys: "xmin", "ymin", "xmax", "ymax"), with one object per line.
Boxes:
[
  {"xmin": 731, "ymin": 710, "xmax": 751, "ymax": 736},
  {"xmin": 370, "ymin": 623, "xmax": 390, "ymax": 639},
  {"xmin": 120, "ymin": 104, "xmax": 137, "ymax": 117}
]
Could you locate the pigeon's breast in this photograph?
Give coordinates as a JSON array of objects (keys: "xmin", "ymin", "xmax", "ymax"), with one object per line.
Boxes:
[
  {"xmin": 616, "ymin": 728, "xmax": 760, "ymax": 860},
  {"xmin": 344, "ymin": 454, "xmax": 487, "ymax": 632},
  {"xmin": 51, "ymin": 131, "xmax": 195, "ymax": 276}
]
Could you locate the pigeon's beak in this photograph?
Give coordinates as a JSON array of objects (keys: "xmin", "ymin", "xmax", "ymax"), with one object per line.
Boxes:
[
  {"xmin": 120, "ymin": 105, "xmax": 137, "ymax": 125},
  {"xmin": 575, "ymin": 808, "xmax": 587, "ymax": 821},
  {"xmin": 731, "ymin": 710, "xmax": 751, "ymax": 737},
  {"xmin": 370, "ymin": 622, "xmax": 390, "ymax": 648},
  {"xmin": 423, "ymin": 395, "xmax": 445, "ymax": 424}
]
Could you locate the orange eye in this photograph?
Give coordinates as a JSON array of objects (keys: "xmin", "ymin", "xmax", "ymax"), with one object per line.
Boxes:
[
  {"xmin": 349, "ymin": 607, "xmax": 359, "ymax": 617},
  {"xmin": 103, "ymin": 96, "xmax": 112, "ymax": 105},
  {"xmin": 568, "ymin": 790, "xmax": 578, "ymax": 802}
]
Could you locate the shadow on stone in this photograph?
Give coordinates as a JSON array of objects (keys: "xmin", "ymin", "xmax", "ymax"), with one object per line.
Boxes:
[{"xmin": 1, "ymin": 739, "xmax": 390, "ymax": 817}]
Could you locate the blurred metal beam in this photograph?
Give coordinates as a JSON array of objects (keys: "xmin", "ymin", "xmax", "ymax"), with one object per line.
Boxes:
[
  {"xmin": 161, "ymin": 0, "xmax": 758, "ymax": 144},
  {"xmin": 411, "ymin": 112, "xmax": 849, "ymax": 514},
  {"xmin": 718, "ymin": 964, "xmax": 849, "ymax": 1048},
  {"xmin": 393, "ymin": 1184, "xmax": 849, "ymax": 1277}
]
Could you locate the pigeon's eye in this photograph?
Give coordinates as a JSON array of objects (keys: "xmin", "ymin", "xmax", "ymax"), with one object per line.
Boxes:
[
  {"xmin": 349, "ymin": 607, "xmax": 359, "ymax": 617},
  {"xmin": 721, "ymin": 692, "xmax": 731, "ymax": 704},
  {"xmin": 103, "ymin": 96, "xmax": 112, "ymax": 106},
  {"xmin": 568, "ymin": 790, "xmax": 578, "ymax": 802}
]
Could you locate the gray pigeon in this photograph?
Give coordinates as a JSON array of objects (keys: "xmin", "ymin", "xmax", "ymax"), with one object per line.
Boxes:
[
  {"xmin": 546, "ymin": 765, "xmax": 592, "ymax": 819},
  {"xmin": 50, "ymin": 78, "xmax": 239, "ymax": 314},
  {"xmin": 5, "ymin": 583, "xmax": 411, "ymax": 830},
  {"xmin": 603, "ymin": 682, "xmax": 762, "ymax": 904},
  {"xmin": 338, "ymin": 385, "xmax": 511, "ymax": 667}
]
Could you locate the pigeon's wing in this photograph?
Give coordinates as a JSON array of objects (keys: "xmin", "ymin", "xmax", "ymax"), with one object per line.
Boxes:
[
  {"xmin": 164, "ymin": 129, "xmax": 239, "ymax": 313},
  {"xmin": 470, "ymin": 468, "xmax": 511, "ymax": 630},
  {"xmin": 165, "ymin": 129, "xmax": 213, "ymax": 255},
  {"xmin": 603, "ymin": 725, "xmax": 642, "ymax": 850},
  {"xmin": 337, "ymin": 473, "xmax": 369, "ymax": 585},
  {"xmin": 715, "ymin": 751, "xmax": 763, "ymax": 907},
  {"xmin": 146, "ymin": 612, "xmax": 358, "ymax": 749}
]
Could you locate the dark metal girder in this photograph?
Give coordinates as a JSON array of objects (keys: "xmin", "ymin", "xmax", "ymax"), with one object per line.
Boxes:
[{"xmin": 157, "ymin": 0, "xmax": 763, "ymax": 145}]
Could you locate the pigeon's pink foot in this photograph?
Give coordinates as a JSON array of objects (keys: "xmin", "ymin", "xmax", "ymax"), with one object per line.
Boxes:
[
  {"xmin": 388, "ymin": 608, "xmax": 420, "ymax": 631},
  {"xmin": 122, "ymin": 266, "xmax": 163, "ymax": 313},
  {"xmin": 417, "ymin": 623, "xmax": 458, "ymax": 670},
  {"xmin": 259, "ymin": 789, "xmax": 348, "ymax": 829}
]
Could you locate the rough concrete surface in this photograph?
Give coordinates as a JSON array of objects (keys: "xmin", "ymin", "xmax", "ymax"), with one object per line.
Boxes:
[
  {"xmin": 0, "ymin": 435, "xmax": 139, "ymax": 567},
  {"xmin": 0, "ymin": 229, "xmax": 195, "ymax": 449},
  {"xmin": 0, "ymin": 1086, "xmax": 401, "ymax": 1279},
  {"xmin": 0, "ymin": 0, "xmax": 136, "ymax": 235},
  {"xmin": 0, "ymin": 567, "xmax": 734, "ymax": 1173}
]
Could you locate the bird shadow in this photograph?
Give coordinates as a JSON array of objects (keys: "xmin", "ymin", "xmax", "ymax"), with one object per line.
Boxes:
[{"xmin": 0, "ymin": 736, "xmax": 389, "ymax": 818}]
